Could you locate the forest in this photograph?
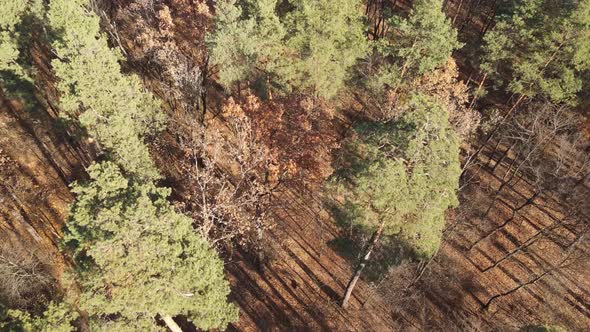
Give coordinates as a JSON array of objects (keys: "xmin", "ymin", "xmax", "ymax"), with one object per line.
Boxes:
[{"xmin": 0, "ymin": 0, "xmax": 588, "ymax": 331}]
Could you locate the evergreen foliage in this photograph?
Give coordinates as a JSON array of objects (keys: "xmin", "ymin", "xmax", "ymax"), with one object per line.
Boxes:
[
  {"xmin": 0, "ymin": 0, "xmax": 27, "ymax": 77},
  {"xmin": 42, "ymin": 1, "xmax": 239, "ymax": 329},
  {"xmin": 47, "ymin": 0, "xmax": 166, "ymax": 181},
  {"xmin": 6, "ymin": 302, "xmax": 77, "ymax": 332},
  {"xmin": 369, "ymin": 0, "xmax": 461, "ymax": 94},
  {"xmin": 482, "ymin": 0, "xmax": 590, "ymax": 105},
  {"xmin": 330, "ymin": 94, "xmax": 460, "ymax": 257},
  {"xmin": 277, "ymin": 0, "xmax": 368, "ymax": 98},
  {"xmin": 208, "ymin": 0, "xmax": 284, "ymax": 88},
  {"xmin": 208, "ymin": 0, "xmax": 368, "ymax": 98},
  {"xmin": 0, "ymin": 0, "xmax": 43, "ymax": 83},
  {"xmin": 64, "ymin": 161, "xmax": 238, "ymax": 331}
]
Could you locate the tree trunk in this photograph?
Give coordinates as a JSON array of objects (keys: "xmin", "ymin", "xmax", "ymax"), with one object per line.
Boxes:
[
  {"xmin": 341, "ymin": 218, "xmax": 386, "ymax": 309},
  {"xmin": 460, "ymin": 94, "xmax": 526, "ymax": 179},
  {"xmin": 162, "ymin": 315, "xmax": 182, "ymax": 332},
  {"xmin": 200, "ymin": 56, "xmax": 209, "ymax": 125}
]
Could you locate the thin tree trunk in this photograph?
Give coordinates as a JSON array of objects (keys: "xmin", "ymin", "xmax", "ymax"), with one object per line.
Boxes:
[
  {"xmin": 453, "ymin": 0, "xmax": 464, "ymax": 25},
  {"xmin": 466, "ymin": 73, "xmax": 486, "ymax": 114},
  {"xmin": 460, "ymin": 94, "xmax": 526, "ymax": 178},
  {"xmin": 341, "ymin": 218, "xmax": 386, "ymax": 309},
  {"xmin": 200, "ymin": 56, "xmax": 209, "ymax": 125},
  {"xmin": 492, "ymin": 141, "xmax": 516, "ymax": 173},
  {"xmin": 486, "ymin": 138, "xmax": 504, "ymax": 169},
  {"xmin": 482, "ymin": 230, "xmax": 587, "ymax": 309},
  {"xmin": 162, "ymin": 315, "xmax": 182, "ymax": 332}
]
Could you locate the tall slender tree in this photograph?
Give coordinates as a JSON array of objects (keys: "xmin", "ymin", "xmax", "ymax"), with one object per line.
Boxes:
[
  {"xmin": 332, "ymin": 94, "xmax": 460, "ymax": 308},
  {"xmin": 48, "ymin": 0, "xmax": 166, "ymax": 181}
]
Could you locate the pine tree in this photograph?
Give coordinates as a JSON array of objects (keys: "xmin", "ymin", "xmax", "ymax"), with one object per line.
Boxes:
[
  {"xmin": 368, "ymin": 0, "xmax": 462, "ymax": 96},
  {"xmin": 277, "ymin": 0, "xmax": 368, "ymax": 98},
  {"xmin": 64, "ymin": 161, "xmax": 238, "ymax": 331},
  {"xmin": 332, "ymin": 94, "xmax": 460, "ymax": 307},
  {"xmin": 0, "ymin": 0, "xmax": 27, "ymax": 77},
  {"xmin": 482, "ymin": 0, "xmax": 590, "ymax": 105},
  {"xmin": 43, "ymin": 1, "xmax": 239, "ymax": 329},
  {"xmin": 208, "ymin": 0, "xmax": 284, "ymax": 88},
  {"xmin": 47, "ymin": 0, "xmax": 166, "ymax": 181},
  {"xmin": 208, "ymin": 0, "xmax": 368, "ymax": 98},
  {"xmin": 6, "ymin": 302, "xmax": 78, "ymax": 332},
  {"xmin": 0, "ymin": 0, "xmax": 43, "ymax": 84}
]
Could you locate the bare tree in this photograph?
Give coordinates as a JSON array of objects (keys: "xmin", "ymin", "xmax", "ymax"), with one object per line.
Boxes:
[
  {"xmin": 0, "ymin": 242, "xmax": 55, "ymax": 311},
  {"xmin": 176, "ymin": 100, "xmax": 277, "ymax": 266}
]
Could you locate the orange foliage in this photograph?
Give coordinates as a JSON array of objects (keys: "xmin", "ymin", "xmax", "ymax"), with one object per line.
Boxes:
[{"xmin": 224, "ymin": 93, "xmax": 340, "ymax": 189}]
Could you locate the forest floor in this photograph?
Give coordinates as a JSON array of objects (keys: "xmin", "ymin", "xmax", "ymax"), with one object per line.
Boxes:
[
  {"xmin": 1, "ymin": 0, "xmax": 589, "ymax": 330},
  {"xmin": 222, "ymin": 137, "xmax": 590, "ymax": 331}
]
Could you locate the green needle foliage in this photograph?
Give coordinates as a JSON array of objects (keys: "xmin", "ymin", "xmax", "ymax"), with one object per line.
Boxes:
[
  {"xmin": 277, "ymin": 0, "xmax": 368, "ymax": 98},
  {"xmin": 369, "ymin": 0, "xmax": 461, "ymax": 93},
  {"xmin": 6, "ymin": 302, "xmax": 78, "ymax": 332},
  {"xmin": 330, "ymin": 94, "xmax": 460, "ymax": 257},
  {"xmin": 208, "ymin": 0, "xmax": 368, "ymax": 98},
  {"xmin": 482, "ymin": 0, "xmax": 590, "ymax": 105},
  {"xmin": 0, "ymin": 0, "xmax": 27, "ymax": 77},
  {"xmin": 64, "ymin": 162, "xmax": 238, "ymax": 331},
  {"xmin": 41, "ymin": 1, "xmax": 238, "ymax": 329},
  {"xmin": 0, "ymin": 0, "xmax": 44, "ymax": 92},
  {"xmin": 208, "ymin": 0, "xmax": 285, "ymax": 88},
  {"xmin": 48, "ymin": 0, "xmax": 166, "ymax": 181}
]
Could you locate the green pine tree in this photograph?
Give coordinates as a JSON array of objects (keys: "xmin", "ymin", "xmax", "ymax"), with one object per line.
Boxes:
[
  {"xmin": 368, "ymin": 0, "xmax": 462, "ymax": 95},
  {"xmin": 482, "ymin": 0, "xmax": 590, "ymax": 105},
  {"xmin": 6, "ymin": 302, "xmax": 78, "ymax": 332},
  {"xmin": 0, "ymin": 0, "xmax": 27, "ymax": 76},
  {"xmin": 208, "ymin": 0, "xmax": 285, "ymax": 88},
  {"xmin": 208, "ymin": 0, "xmax": 368, "ymax": 98},
  {"xmin": 0, "ymin": 0, "xmax": 44, "ymax": 88},
  {"xmin": 64, "ymin": 161, "xmax": 238, "ymax": 331},
  {"xmin": 47, "ymin": 0, "xmax": 166, "ymax": 181},
  {"xmin": 333, "ymin": 93, "xmax": 460, "ymax": 257},
  {"xmin": 335, "ymin": 93, "xmax": 460, "ymax": 308},
  {"xmin": 277, "ymin": 0, "xmax": 368, "ymax": 98}
]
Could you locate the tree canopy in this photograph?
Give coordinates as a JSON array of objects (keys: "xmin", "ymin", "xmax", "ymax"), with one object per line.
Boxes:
[
  {"xmin": 364, "ymin": 0, "xmax": 462, "ymax": 111},
  {"xmin": 208, "ymin": 0, "xmax": 285, "ymax": 88},
  {"xmin": 5, "ymin": 302, "xmax": 77, "ymax": 332},
  {"xmin": 208, "ymin": 0, "xmax": 368, "ymax": 98},
  {"xmin": 48, "ymin": 0, "xmax": 166, "ymax": 181},
  {"xmin": 64, "ymin": 161, "xmax": 238, "ymax": 331},
  {"xmin": 0, "ymin": 0, "xmax": 27, "ymax": 77},
  {"xmin": 331, "ymin": 94, "xmax": 460, "ymax": 257},
  {"xmin": 43, "ymin": 1, "xmax": 239, "ymax": 330},
  {"xmin": 482, "ymin": 0, "xmax": 590, "ymax": 105}
]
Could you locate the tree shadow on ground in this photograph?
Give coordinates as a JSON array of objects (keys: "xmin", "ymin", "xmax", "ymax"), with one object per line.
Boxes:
[{"xmin": 324, "ymin": 199, "xmax": 419, "ymax": 283}]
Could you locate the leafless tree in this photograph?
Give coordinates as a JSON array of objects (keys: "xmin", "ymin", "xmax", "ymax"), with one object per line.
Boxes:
[
  {"xmin": 176, "ymin": 102, "xmax": 277, "ymax": 266},
  {"xmin": 0, "ymin": 242, "xmax": 55, "ymax": 311}
]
